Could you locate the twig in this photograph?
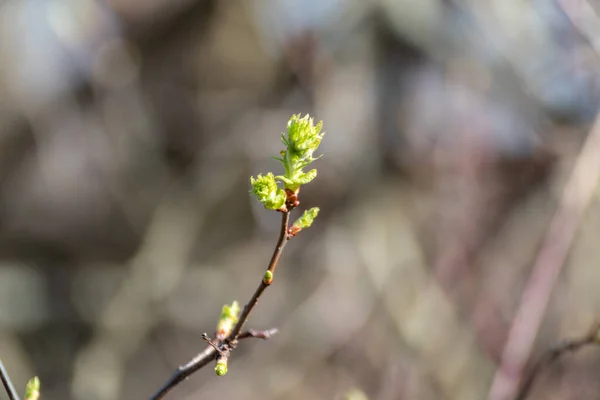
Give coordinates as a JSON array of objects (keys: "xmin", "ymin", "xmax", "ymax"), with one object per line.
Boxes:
[
  {"xmin": 487, "ymin": 112, "xmax": 600, "ymax": 400},
  {"xmin": 201, "ymin": 334, "xmax": 226, "ymax": 356},
  {"xmin": 149, "ymin": 345, "xmax": 217, "ymax": 400},
  {"xmin": 149, "ymin": 211, "xmax": 291, "ymax": 400},
  {"xmin": 0, "ymin": 358, "xmax": 20, "ymax": 400},
  {"xmin": 237, "ymin": 328, "xmax": 279, "ymax": 340},
  {"xmin": 227, "ymin": 211, "xmax": 291, "ymax": 342},
  {"xmin": 515, "ymin": 323, "xmax": 600, "ymax": 400}
]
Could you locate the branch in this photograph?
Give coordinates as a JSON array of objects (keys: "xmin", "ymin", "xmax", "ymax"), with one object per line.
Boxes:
[
  {"xmin": 515, "ymin": 323, "xmax": 600, "ymax": 400},
  {"xmin": 0, "ymin": 358, "xmax": 20, "ymax": 400},
  {"xmin": 487, "ymin": 111, "xmax": 600, "ymax": 400},
  {"xmin": 237, "ymin": 328, "xmax": 279, "ymax": 340},
  {"xmin": 227, "ymin": 211, "xmax": 290, "ymax": 342},
  {"xmin": 150, "ymin": 113, "xmax": 324, "ymax": 399},
  {"xmin": 149, "ymin": 211, "xmax": 291, "ymax": 400},
  {"xmin": 149, "ymin": 345, "xmax": 216, "ymax": 400}
]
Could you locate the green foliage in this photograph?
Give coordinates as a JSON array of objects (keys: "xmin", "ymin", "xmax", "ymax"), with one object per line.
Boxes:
[
  {"xmin": 250, "ymin": 114, "xmax": 325, "ymax": 210},
  {"xmin": 275, "ymin": 114, "xmax": 324, "ymax": 191},
  {"xmin": 217, "ymin": 301, "xmax": 240, "ymax": 339},
  {"xmin": 250, "ymin": 173, "xmax": 287, "ymax": 211},
  {"xmin": 25, "ymin": 377, "xmax": 40, "ymax": 400},
  {"xmin": 292, "ymin": 207, "xmax": 319, "ymax": 230}
]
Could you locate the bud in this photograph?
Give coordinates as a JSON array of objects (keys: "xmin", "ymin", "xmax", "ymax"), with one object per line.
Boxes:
[
  {"xmin": 25, "ymin": 377, "xmax": 40, "ymax": 400},
  {"xmin": 263, "ymin": 270, "xmax": 274, "ymax": 285},
  {"xmin": 216, "ymin": 301, "xmax": 240, "ymax": 341},
  {"xmin": 250, "ymin": 173, "xmax": 287, "ymax": 211},
  {"xmin": 215, "ymin": 357, "xmax": 228, "ymax": 376},
  {"xmin": 290, "ymin": 207, "xmax": 320, "ymax": 236},
  {"xmin": 275, "ymin": 114, "xmax": 325, "ymax": 191},
  {"xmin": 285, "ymin": 114, "xmax": 324, "ymax": 159}
]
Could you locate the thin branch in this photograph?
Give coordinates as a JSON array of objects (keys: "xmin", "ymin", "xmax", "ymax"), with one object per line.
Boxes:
[
  {"xmin": 149, "ymin": 211, "xmax": 291, "ymax": 400},
  {"xmin": 515, "ymin": 323, "xmax": 600, "ymax": 400},
  {"xmin": 0, "ymin": 358, "xmax": 20, "ymax": 400},
  {"xmin": 201, "ymin": 334, "xmax": 226, "ymax": 356},
  {"xmin": 237, "ymin": 328, "xmax": 279, "ymax": 340},
  {"xmin": 487, "ymin": 112, "xmax": 600, "ymax": 400},
  {"xmin": 149, "ymin": 345, "xmax": 216, "ymax": 400},
  {"xmin": 228, "ymin": 211, "xmax": 291, "ymax": 342}
]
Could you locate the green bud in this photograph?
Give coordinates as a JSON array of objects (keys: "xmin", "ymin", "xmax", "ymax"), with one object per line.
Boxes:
[
  {"xmin": 277, "ymin": 114, "xmax": 324, "ymax": 191},
  {"xmin": 284, "ymin": 114, "xmax": 324, "ymax": 157},
  {"xmin": 263, "ymin": 270, "xmax": 274, "ymax": 285},
  {"xmin": 215, "ymin": 358, "xmax": 228, "ymax": 376},
  {"xmin": 294, "ymin": 207, "xmax": 319, "ymax": 229},
  {"xmin": 216, "ymin": 301, "xmax": 240, "ymax": 340},
  {"xmin": 25, "ymin": 377, "xmax": 40, "ymax": 400},
  {"xmin": 250, "ymin": 173, "xmax": 287, "ymax": 210}
]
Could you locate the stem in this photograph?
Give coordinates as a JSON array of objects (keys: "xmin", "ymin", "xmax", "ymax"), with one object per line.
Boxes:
[
  {"xmin": 515, "ymin": 324, "xmax": 600, "ymax": 400},
  {"xmin": 487, "ymin": 111, "xmax": 600, "ymax": 400},
  {"xmin": 0, "ymin": 358, "xmax": 21, "ymax": 400},
  {"xmin": 237, "ymin": 329, "xmax": 278, "ymax": 340},
  {"xmin": 149, "ymin": 211, "xmax": 291, "ymax": 400},
  {"xmin": 228, "ymin": 211, "xmax": 290, "ymax": 342},
  {"xmin": 149, "ymin": 346, "xmax": 216, "ymax": 400}
]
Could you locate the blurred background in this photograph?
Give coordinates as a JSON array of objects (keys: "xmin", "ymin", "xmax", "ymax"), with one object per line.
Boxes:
[{"xmin": 1, "ymin": 0, "xmax": 600, "ymax": 399}]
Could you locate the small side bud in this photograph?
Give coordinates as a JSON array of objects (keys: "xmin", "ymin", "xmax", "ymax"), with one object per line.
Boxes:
[
  {"xmin": 215, "ymin": 357, "xmax": 228, "ymax": 376},
  {"xmin": 289, "ymin": 207, "xmax": 320, "ymax": 236},
  {"xmin": 263, "ymin": 270, "xmax": 274, "ymax": 285},
  {"xmin": 25, "ymin": 377, "xmax": 40, "ymax": 400},
  {"xmin": 216, "ymin": 301, "xmax": 241, "ymax": 341}
]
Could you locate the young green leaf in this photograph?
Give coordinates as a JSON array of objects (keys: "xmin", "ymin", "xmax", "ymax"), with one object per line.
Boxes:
[
  {"xmin": 250, "ymin": 173, "xmax": 287, "ymax": 210},
  {"xmin": 216, "ymin": 301, "xmax": 240, "ymax": 340},
  {"xmin": 25, "ymin": 377, "xmax": 40, "ymax": 400},
  {"xmin": 289, "ymin": 207, "xmax": 320, "ymax": 236},
  {"xmin": 276, "ymin": 114, "xmax": 325, "ymax": 191}
]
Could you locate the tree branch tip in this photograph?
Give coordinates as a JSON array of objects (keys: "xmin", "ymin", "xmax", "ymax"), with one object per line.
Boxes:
[
  {"xmin": 238, "ymin": 328, "xmax": 279, "ymax": 340},
  {"xmin": 150, "ymin": 113, "xmax": 322, "ymax": 398}
]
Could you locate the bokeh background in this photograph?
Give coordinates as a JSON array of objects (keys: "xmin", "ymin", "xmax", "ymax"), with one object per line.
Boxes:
[{"xmin": 1, "ymin": 0, "xmax": 600, "ymax": 399}]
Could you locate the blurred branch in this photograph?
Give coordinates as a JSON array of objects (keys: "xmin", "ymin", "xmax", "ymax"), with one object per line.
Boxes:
[
  {"xmin": 149, "ymin": 211, "xmax": 291, "ymax": 400},
  {"xmin": 488, "ymin": 111, "xmax": 600, "ymax": 400},
  {"xmin": 237, "ymin": 328, "xmax": 279, "ymax": 340},
  {"xmin": 149, "ymin": 345, "xmax": 216, "ymax": 400},
  {"xmin": 558, "ymin": 0, "xmax": 600, "ymax": 53},
  {"xmin": 227, "ymin": 211, "xmax": 290, "ymax": 341},
  {"xmin": 515, "ymin": 323, "xmax": 600, "ymax": 400},
  {"xmin": 0, "ymin": 358, "xmax": 20, "ymax": 400}
]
